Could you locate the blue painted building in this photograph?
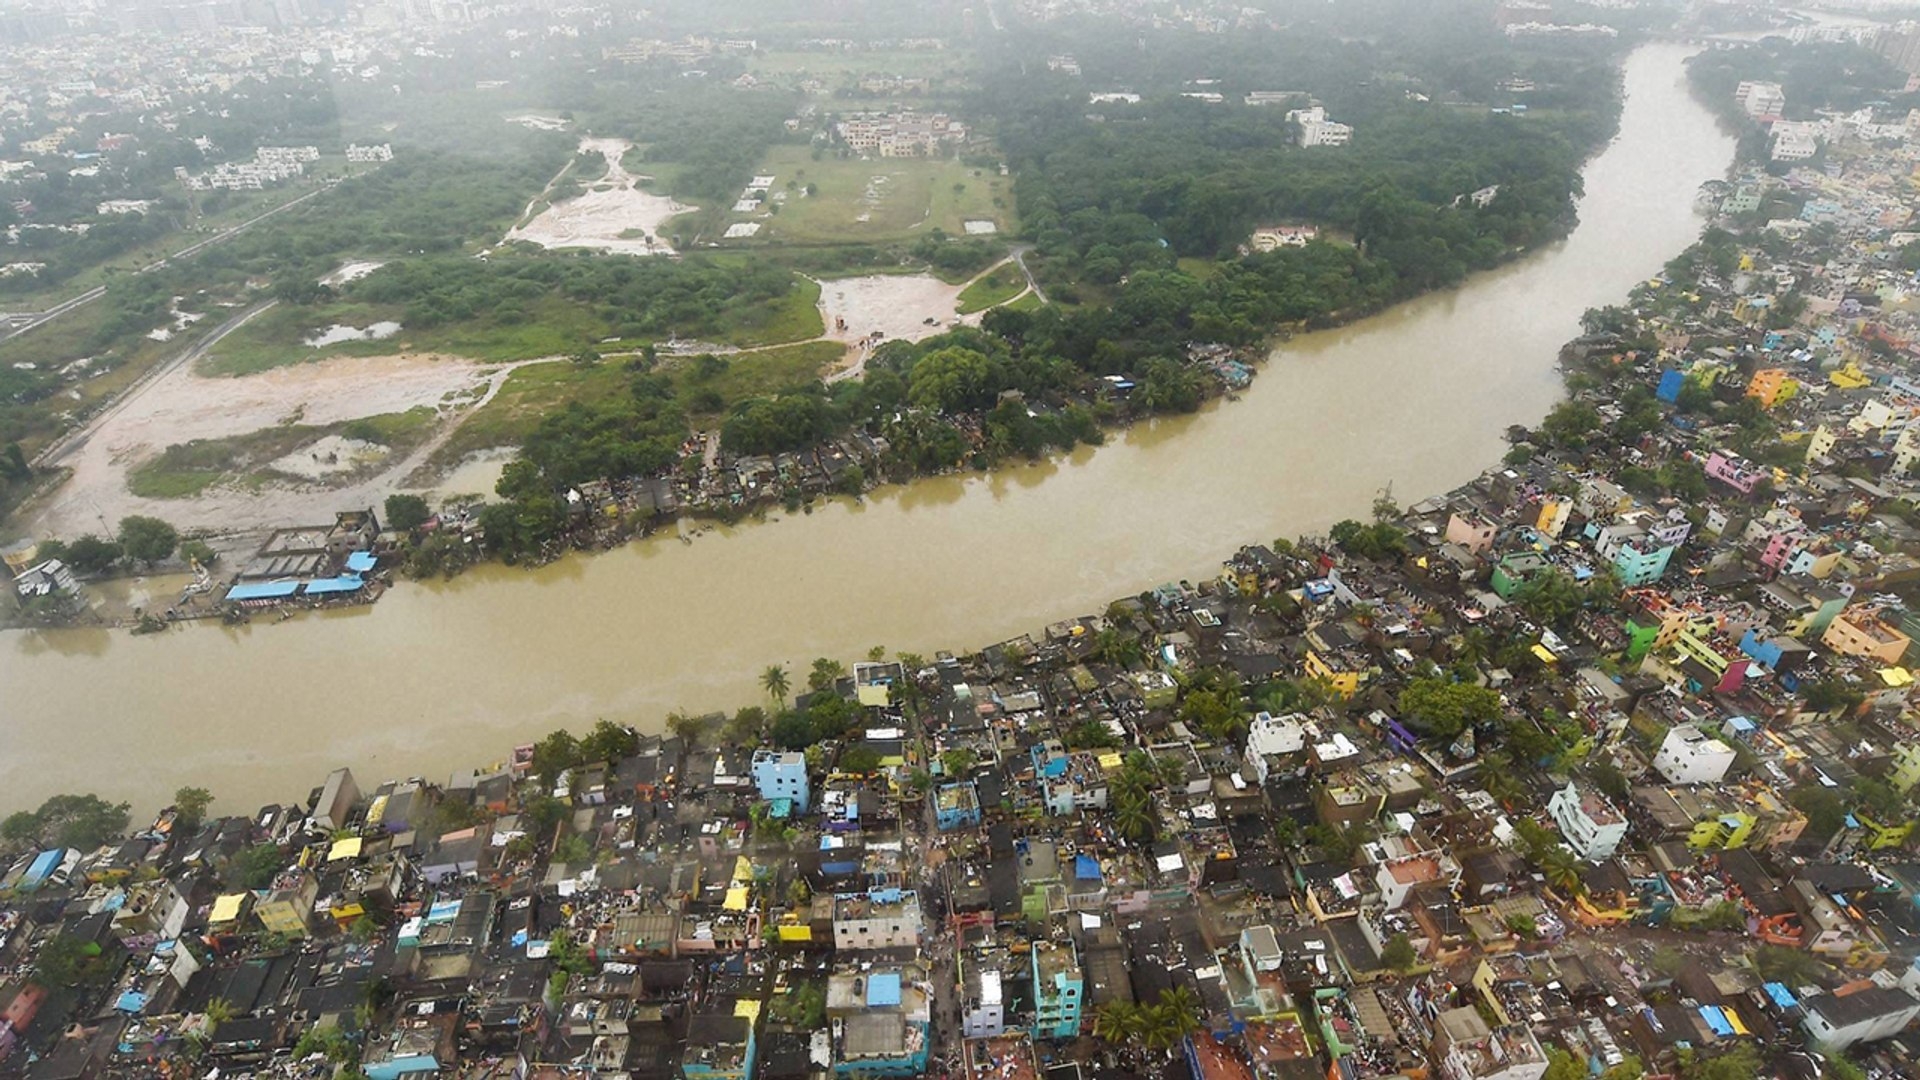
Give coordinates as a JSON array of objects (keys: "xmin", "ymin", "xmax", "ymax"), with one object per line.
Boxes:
[
  {"xmin": 932, "ymin": 782, "xmax": 982, "ymax": 831},
  {"xmin": 1031, "ymin": 940, "xmax": 1084, "ymax": 1039},
  {"xmin": 751, "ymin": 750, "xmax": 810, "ymax": 813}
]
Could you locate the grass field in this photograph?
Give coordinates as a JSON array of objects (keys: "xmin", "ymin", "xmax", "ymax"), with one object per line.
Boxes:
[
  {"xmin": 128, "ymin": 407, "xmax": 438, "ymax": 498},
  {"xmin": 728, "ymin": 145, "xmax": 1013, "ymax": 247},
  {"xmin": 432, "ymin": 340, "xmax": 846, "ymax": 466},
  {"xmin": 200, "ymin": 272, "xmax": 824, "ymax": 377},
  {"xmin": 955, "ymin": 264, "xmax": 1025, "ymax": 314}
]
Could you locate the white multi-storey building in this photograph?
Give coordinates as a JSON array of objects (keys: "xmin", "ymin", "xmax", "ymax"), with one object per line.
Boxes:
[{"xmin": 1547, "ymin": 782, "xmax": 1628, "ymax": 860}]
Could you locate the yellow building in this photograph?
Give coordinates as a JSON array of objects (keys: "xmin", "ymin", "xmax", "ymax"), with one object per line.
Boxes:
[
  {"xmin": 1822, "ymin": 611, "xmax": 1913, "ymax": 665},
  {"xmin": 1830, "ymin": 362, "xmax": 1871, "ymax": 390},
  {"xmin": 255, "ymin": 873, "xmax": 318, "ymax": 938},
  {"xmin": 1304, "ymin": 649, "xmax": 1366, "ymax": 699},
  {"xmin": 1857, "ymin": 812, "xmax": 1914, "ymax": 851},
  {"xmin": 1889, "ymin": 742, "xmax": 1920, "ymax": 794}
]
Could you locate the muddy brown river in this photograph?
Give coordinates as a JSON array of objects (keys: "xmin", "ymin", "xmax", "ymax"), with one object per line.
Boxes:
[{"xmin": 0, "ymin": 45, "xmax": 1735, "ymax": 814}]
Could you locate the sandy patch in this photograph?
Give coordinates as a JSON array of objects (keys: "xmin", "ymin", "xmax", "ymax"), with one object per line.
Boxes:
[
  {"xmin": 267, "ymin": 435, "xmax": 388, "ymax": 480},
  {"xmin": 507, "ymin": 137, "xmax": 691, "ymax": 256},
  {"xmin": 321, "ymin": 260, "xmax": 387, "ymax": 286},
  {"xmin": 28, "ymin": 350, "xmax": 547, "ymax": 538},
  {"xmin": 818, "ymin": 272, "xmax": 991, "ymax": 383}
]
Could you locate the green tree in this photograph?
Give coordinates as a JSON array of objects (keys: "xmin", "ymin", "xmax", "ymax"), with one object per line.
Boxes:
[
  {"xmin": 726, "ymin": 707, "xmax": 770, "ymax": 745},
  {"xmin": 179, "ymin": 539, "xmax": 218, "ymax": 567},
  {"xmin": 580, "ymin": 719, "xmax": 638, "ymax": 763},
  {"xmin": 1682, "ymin": 1044, "xmax": 1760, "ymax": 1080},
  {"xmin": 1094, "ymin": 1000, "xmax": 1142, "ymax": 1045},
  {"xmin": 228, "ymin": 844, "xmax": 288, "ymax": 889},
  {"xmin": 1397, "ymin": 677, "xmax": 1502, "ymax": 737},
  {"xmin": 63, "ymin": 534, "xmax": 124, "ymax": 574},
  {"xmin": 529, "ymin": 729, "xmax": 582, "ymax": 787},
  {"xmin": 27, "ymin": 793, "xmax": 132, "ymax": 850},
  {"xmin": 1513, "ymin": 570, "xmax": 1585, "ymax": 627},
  {"xmin": 1113, "ymin": 788, "xmax": 1156, "ymax": 842},
  {"xmin": 29, "ymin": 935, "xmax": 106, "ymax": 988},
  {"xmin": 384, "ymin": 493, "xmax": 432, "ymax": 532},
  {"xmin": 1539, "ymin": 845, "xmax": 1585, "ymax": 896},
  {"xmin": 940, "ymin": 748, "xmax": 979, "ymax": 776},
  {"xmin": 666, "ymin": 710, "xmax": 705, "ymax": 748},
  {"xmin": 1179, "ymin": 684, "xmax": 1247, "ymax": 741},
  {"xmin": 808, "ymin": 657, "xmax": 846, "ymax": 692},
  {"xmin": 838, "ymin": 747, "xmax": 882, "ymax": 774},
  {"xmin": 1381, "ymin": 933, "xmax": 1418, "ymax": 972},
  {"xmin": 1543, "ymin": 1048, "xmax": 1583, "ymax": 1080},
  {"xmin": 117, "ymin": 514, "xmax": 179, "ymax": 567},
  {"xmin": 173, "ymin": 786, "xmax": 214, "ymax": 834}
]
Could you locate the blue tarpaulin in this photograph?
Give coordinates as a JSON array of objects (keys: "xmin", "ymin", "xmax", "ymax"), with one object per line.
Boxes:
[
  {"xmin": 866, "ymin": 973, "xmax": 902, "ymax": 1007},
  {"xmin": 304, "ymin": 575, "xmax": 365, "ymax": 595},
  {"xmin": 1764, "ymin": 983, "xmax": 1799, "ymax": 1009},
  {"xmin": 1075, "ymin": 855, "xmax": 1103, "ymax": 881},
  {"xmin": 346, "ymin": 551, "xmax": 377, "ymax": 572},
  {"xmin": 226, "ymin": 580, "xmax": 300, "ymax": 601},
  {"xmin": 1699, "ymin": 1006, "xmax": 1733, "ymax": 1037},
  {"xmin": 115, "ymin": 991, "xmax": 148, "ymax": 1014}
]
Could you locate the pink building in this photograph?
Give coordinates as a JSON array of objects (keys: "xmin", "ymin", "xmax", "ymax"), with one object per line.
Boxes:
[{"xmin": 1705, "ymin": 452, "xmax": 1765, "ymax": 494}]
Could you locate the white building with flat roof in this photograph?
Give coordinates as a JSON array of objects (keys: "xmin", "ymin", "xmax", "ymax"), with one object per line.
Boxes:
[{"xmin": 1651, "ymin": 724, "xmax": 1737, "ymax": 786}]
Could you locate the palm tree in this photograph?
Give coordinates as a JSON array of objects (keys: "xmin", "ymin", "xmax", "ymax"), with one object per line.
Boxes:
[
  {"xmin": 1139, "ymin": 1004, "xmax": 1185, "ymax": 1052},
  {"xmin": 203, "ymin": 997, "xmax": 235, "ymax": 1035},
  {"xmin": 1155, "ymin": 986, "xmax": 1201, "ymax": 1041},
  {"xmin": 761, "ymin": 665, "xmax": 790, "ymax": 709},
  {"xmin": 1113, "ymin": 790, "xmax": 1155, "ymax": 842},
  {"xmin": 1093, "ymin": 1000, "xmax": 1141, "ymax": 1044},
  {"xmin": 1539, "ymin": 844, "xmax": 1585, "ymax": 897},
  {"xmin": 1480, "ymin": 752, "xmax": 1524, "ymax": 808}
]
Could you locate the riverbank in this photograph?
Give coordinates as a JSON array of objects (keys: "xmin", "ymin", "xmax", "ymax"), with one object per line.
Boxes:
[{"xmin": 0, "ymin": 43, "xmax": 1735, "ymax": 815}]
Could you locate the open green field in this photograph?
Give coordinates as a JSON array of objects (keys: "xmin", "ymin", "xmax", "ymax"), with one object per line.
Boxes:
[
  {"xmin": 200, "ymin": 271, "xmax": 824, "ymax": 377},
  {"xmin": 726, "ymin": 145, "xmax": 1013, "ymax": 247},
  {"xmin": 956, "ymin": 264, "xmax": 1026, "ymax": 314},
  {"xmin": 128, "ymin": 407, "xmax": 438, "ymax": 498},
  {"xmin": 432, "ymin": 340, "xmax": 845, "ymax": 466}
]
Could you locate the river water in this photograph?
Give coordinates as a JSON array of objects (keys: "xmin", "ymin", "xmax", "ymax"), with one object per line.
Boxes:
[{"xmin": 0, "ymin": 44, "xmax": 1735, "ymax": 815}]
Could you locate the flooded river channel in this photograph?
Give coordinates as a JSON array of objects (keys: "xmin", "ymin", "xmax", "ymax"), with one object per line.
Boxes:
[{"xmin": 0, "ymin": 44, "xmax": 1736, "ymax": 813}]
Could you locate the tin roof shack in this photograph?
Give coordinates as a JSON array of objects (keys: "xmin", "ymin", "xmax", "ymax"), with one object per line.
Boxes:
[{"xmin": 1432, "ymin": 1006, "xmax": 1549, "ymax": 1080}]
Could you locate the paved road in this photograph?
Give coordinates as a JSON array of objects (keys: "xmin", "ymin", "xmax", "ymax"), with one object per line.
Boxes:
[{"xmin": 0, "ymin": 185, "xmax": 326, "ymax": 343}]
